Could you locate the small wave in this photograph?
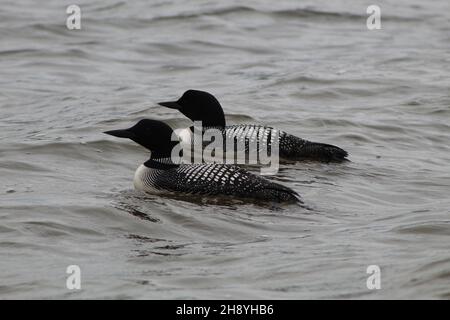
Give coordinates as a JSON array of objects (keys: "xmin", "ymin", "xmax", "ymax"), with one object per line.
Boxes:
[
  {"xmin": 0, "ymin": 160, "xmax": 53, "ymax": 173},
  {"xmin": 149, "ymin": 6, "xmax": 363, "ymax": 22},
  {"xmin": 0, "ymin": 48, "xmax": 41, "ymax": 57},
  {"xmin": 393, "ymin": 221, "xmax": 450, "ymax": 235},
  {"xmin": 90, "ymin": 1, "xmax": 126, "ymax": 13},
  {"xmin": 148, "ymin": 5, "xmax": 422, "ymax": 23},
  {"xmin": 272, "ymin": 7, "xmax": 364, "ymax": 20},
  {"xmin": 270, "ymin": 75, "xmax": 339, "ymax": 87},
  {"xmin": 23, "ymin": 220, "xmax": 104, "ymax": 237},
  {"xmin": 225, "ymin": 113, "xmax": 257, "ymax": 123},
  {"xmin": 150, "ymin": 5, "xmax": 257, "ymax": 22}
]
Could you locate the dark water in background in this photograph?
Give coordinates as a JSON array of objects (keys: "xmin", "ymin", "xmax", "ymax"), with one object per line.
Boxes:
[{"xmin": 1, "ymin": 0, "xmax": 449, "ymax": 299}]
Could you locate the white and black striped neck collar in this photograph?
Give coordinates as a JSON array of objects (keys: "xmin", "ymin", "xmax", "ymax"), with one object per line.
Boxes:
[
  {"xmin": 144, "ymin": 157, "xmax": 179, "ymax": 170},
  {"xmin": 188, "ymin": 125, "xmax": 225, "ymax": 133}
]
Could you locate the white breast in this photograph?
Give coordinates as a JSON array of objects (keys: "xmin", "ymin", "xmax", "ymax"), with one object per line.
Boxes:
[
  {"xmin": 177, "ymin": 127, "xmax": 192, "ymax": 146},
  {"xmin": 133, "ymin": 164, "xmax": 165, "ymax": 194},
  {"xmin": 176, "ymin": 127, "xmax": 204, "ymax": 164}
]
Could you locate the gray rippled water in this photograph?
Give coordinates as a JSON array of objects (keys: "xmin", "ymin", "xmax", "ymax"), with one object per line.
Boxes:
[{"xmin": 1, "ymin": 0, "xmax": 449, "ymax": 299}]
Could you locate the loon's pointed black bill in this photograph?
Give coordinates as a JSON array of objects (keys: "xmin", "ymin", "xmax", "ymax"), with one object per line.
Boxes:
[
  {"xmin": 158, "ymin": 101, "xmax": 181, "ymax": 110},
  {"xmin": 104, "ymin": 129, "xmax": 135, "ymax": 139}
]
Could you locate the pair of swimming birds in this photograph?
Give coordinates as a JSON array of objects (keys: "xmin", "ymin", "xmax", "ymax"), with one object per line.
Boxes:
[{"xmin": 105, "ymin": 90, "xmax": 348, "ymax": 204}]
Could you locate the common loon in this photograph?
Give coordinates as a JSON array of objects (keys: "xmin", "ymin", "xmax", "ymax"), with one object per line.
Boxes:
[
  {"xmin": 159, "ymin": 90, "xmax": 348, "ymax": 163},
  {"xmin": 104, "ymin": 119, "xmax": 300, "ymax": 203}
]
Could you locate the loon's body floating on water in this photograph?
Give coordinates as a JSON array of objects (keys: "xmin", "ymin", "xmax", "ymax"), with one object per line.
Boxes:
[
  {"xmin": 104, "ymin": 119, "xmax": 300, "ymax": 203},
  {"xmin": 159, "ymin": 90, "xmax": 348, "ymax": 163}
]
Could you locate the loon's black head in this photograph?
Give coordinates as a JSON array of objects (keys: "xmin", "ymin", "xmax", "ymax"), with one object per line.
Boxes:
[
  {"xmin": 159, "ymin": 90, "xmax": 226, "ymax": 128},
  {"xmin": 104, "ymin": 119, "xmax": 179, "ymax": 158}
]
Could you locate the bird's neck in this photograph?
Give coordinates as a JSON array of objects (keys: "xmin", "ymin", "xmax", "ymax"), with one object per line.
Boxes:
[{"xmin": 144, "ymin": 153, "xmax": 179, "ymax": 169}]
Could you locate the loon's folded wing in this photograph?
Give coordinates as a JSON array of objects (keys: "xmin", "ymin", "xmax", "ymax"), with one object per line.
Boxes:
[
  {"xmin": 157, "ymin": 163, "xmax": 300, "ymax": 203},
  {"xmin": 224, "ymin": 125, "xmax": 348, "ymax": 163}
]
